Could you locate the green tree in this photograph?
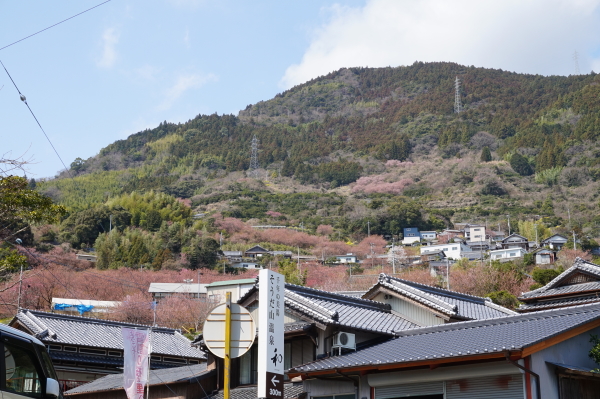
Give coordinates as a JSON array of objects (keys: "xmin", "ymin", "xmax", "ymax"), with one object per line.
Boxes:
[
  {"xmin": 0, "ymin": 176, "xmax": 66, "ymax": 243},
  {"xmin": 510, "ymin": 153, "xmax": 534, "ymax": 176},
  {"xmin": 487, "ymin": 290, "xmax": 520, "ymax": 309},
  {"xmin": 480, "ymin": 146, "xmax": 492, "ymax": 162},
  {"xmin": 277, "ymin": 258, "xmax": 307, "ymax": 286},
  {"xmin": 589, "ymin": 335, "xmax": 600, "ymax": 372}
]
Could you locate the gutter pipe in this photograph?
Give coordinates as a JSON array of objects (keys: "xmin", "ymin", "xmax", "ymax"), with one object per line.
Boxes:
[{"xmin": 504, "ymin": 352, "xmax": 541, "ymax": 399}]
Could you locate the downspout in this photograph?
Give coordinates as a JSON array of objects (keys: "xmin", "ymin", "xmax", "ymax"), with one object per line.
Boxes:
[{"xmin": 504, "ymin": 352, "xmax": 541, "ymax": 399}]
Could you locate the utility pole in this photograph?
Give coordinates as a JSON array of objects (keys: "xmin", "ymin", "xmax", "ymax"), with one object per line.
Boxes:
[
  {"xmin": 17, "ymin": 265, "xmax": 23, "ymax": 310},
  {"xmin": 391, "ymin": 238, "xmax": 396, "ymax": 275},
  {"xmin": 506, "ymin": 215, "xmax": 511, "ymax": 236},
  {"xmin": 573, "ymin": 231, "xmax": 577, "ymax": 250},
  {"xmin": 370, "ymin": 242, "xmax": 375, "ymax": 269},
  {"xmin": 367, "ymin": 221, "xmax": 370, "ymax": 237}
]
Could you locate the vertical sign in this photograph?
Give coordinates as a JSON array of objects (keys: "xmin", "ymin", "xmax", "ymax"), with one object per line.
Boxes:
[
  {"xmin": 121, "ymin": 328, "xmax": 150, "ymax": 399},
  {"xmin": 258, "ymin": 269, "xmax": 285, "ymax": 399}
]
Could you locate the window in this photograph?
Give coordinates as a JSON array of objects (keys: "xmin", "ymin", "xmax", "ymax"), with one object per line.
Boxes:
[
  {"xmin": 4, "ymin": 341, "xmax": 43, "ymax": 397},
  {"xmin": 510, "ymin": 252, "xmax": 517, "ymax": 257},
  {"xmin": 452, "ymin": 247, "xmax": 458, "ymax": 251}
]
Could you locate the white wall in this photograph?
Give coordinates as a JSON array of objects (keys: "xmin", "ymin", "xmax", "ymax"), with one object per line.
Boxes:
[{"xmin": 373, "ymin": 293, "xmax": 442, "ymax": 326}]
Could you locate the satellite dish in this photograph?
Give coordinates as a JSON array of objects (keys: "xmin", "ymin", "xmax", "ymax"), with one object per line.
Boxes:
[{"xmin": 203, "ymin": 302, "xmax": 256, "ymax": 359}]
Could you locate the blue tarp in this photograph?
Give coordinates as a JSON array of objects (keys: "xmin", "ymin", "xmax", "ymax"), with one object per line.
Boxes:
[{"xmin": 54, "ymin": 303, "xmax": 94, "ymax": 315}]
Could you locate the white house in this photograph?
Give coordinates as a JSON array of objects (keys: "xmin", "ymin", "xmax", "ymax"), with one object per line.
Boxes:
[
  {"xmin": 489, "ymin": 247, "xmax": 527, "ymax": 262},
  {"xmin": 206, "ymin": 278, "xmax": 256, "ymax": 303},
  {"xmin": 333, "ymin": 253, "xmax": 358, "ymax": 264},
  {"xmin": 420, "ymin": 243, "xmax": 469, "ymax": 260},
  {"xmin": 148, "ymin": 283, "xmax": 208, "ymax": 300},
  {"xmin": 420, "ymin": 231, "xmax": 437, "ymax": 241},
  {"xmin": 465, "ymin": 224, "xmax": 486, "ymax": 241}
]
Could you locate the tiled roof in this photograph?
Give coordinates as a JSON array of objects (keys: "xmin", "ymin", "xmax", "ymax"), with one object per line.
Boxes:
[
  {"xmin": 14, "ymin": 310, "xmax": 205, "ymax": 359},
  {"xmin": 65, "ymin": 364, "xmax": 212, "ymax": 395},
  {"xmin": 518, "ymin": 295, "xmax": 600, "ymax": 312},
  {"xmin": 284, "ymin": 322, "xmax": 313, "ymax": 333},
  {"xmin": 519, "ymin": 258, "xmax": 600, "ymax": 300},
  {"xmin": 364, "ymin": 274, "xmax": 515, "ymax": 320},
  {"xmin": 239, "ymin": 281, "xmax": 419, "ymax": 335},
  {"xmin": 289, "ymin": 302, "xmax": 600, "ymax": 374},
  {"xmin": 209, "ymin": 382, "xmax": 305, "ymax": 399}
]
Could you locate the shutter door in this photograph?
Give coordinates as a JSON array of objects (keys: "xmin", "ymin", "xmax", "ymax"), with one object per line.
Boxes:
[
  {"xmin": 375, "ymin": 382, "xmax": 444, "ymax": 399},
  {"xmin": 446, "ymin": 374, "xmax": 523, "ymax": 399}
]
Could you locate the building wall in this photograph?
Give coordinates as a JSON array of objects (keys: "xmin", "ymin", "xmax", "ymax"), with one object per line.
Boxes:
[
  {"xmin": 372, "ymin": 293, "xmax": 442, "ymax": 326},
  {"xmin": 530, "ymin": 325, "xmax": 600, "ymax": 399}
]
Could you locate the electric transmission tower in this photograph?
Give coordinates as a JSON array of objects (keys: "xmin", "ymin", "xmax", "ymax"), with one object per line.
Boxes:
[
  {"xmin": 454, "ymin": 76, "xmax": 463, "ymax": 114},
  {"xmin": 249, "ymin": 135, "xmax": 259, "ymax": 177},
  {"xmin": 573, "ymin": 51, "xmax": 580, "ymax": 75}
]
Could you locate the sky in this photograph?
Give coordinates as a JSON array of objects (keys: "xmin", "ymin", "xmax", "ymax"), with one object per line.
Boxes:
[{"xmin": 1, "ymin": 0, "xmax": 600, "ymax": 179}]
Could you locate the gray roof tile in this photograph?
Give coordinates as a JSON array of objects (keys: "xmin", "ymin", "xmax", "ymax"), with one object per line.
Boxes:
[
  {"xmin": 289, "ymin": 302, "xmax": 600, "ymax": 373},
  {"xmin": 16, "ymin": 310, "xmax": 204, "ymax": 359},
  {"xmin": 365, "ymin": 274, "xmax": 515, "ymax": 320},
  {"xmin": 520, "ymin": 258, "xmax": 600, "ymax": 300},
  {"xmin": 209, "ymin": 382, "xmax": 305, "ymax": 399},
  {"xmin": 518, "ymin": 294, "xmax": 600, "ymax": 311},
  {"xmin": 240, "ymin": 281, "xmax": 418, "ymax": 335},
  {"xmin": 65, "ymin": 364, "xmax": 212, "ymax": 395}
]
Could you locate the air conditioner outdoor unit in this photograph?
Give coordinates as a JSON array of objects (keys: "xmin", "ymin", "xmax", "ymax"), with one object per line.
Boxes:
[{"xmin": 332, "ymin": 332, "xmax": 356, "ymax": 355}]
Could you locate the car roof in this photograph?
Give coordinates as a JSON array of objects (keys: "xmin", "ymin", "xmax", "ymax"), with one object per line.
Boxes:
[{"xmin": 0, "ymin": 322, "xmax": 45, "ymax": 346}]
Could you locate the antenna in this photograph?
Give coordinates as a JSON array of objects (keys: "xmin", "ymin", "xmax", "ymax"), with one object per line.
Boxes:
[
  {"xmin": 573, "ymin": 51, "xmax": 580, "ymax": 75},
  {"xmin": 454, "ymin": 76, "xmax": 463, "ymax": 113},
  {"xmin": 249, "ymin": 135, "xmax": 259, "ymax": 178}
]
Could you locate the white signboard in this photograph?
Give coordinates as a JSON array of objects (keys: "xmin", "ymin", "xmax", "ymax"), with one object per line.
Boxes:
[
  {"xmin": 257, "ymin": 269, "xmax": 285, "ymax": 399},
  {"xmin": 121, "ymin": 328, "xmax": 150, "ymax": 399}
]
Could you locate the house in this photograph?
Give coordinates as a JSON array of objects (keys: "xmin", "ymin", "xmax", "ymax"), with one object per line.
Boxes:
[
  {"xmin": 199, "ymin": 274, "xmax": 514, "ymax": 398},
  {"xmin": 518, "ymin": 257, "xmax": 600, "ymax": 313},
  {"xmin": 420, "ymin": 243, "xmax": 469, "ymax": 260},
  {"xmin": 465, "ymin": 224, "xmax": 485, "ymax": 241},
  {"xmin": 533, "ymin": 247, "xmax": 556, "ymax": 265},
  {"xmin": 64, "ymin": 364, "xmax": 216, "ymax": 398},
  {"xmin": 206, "ymin": 278, "xmax": 256, "ymax": 303},
  {"xmin": 402, "ymin": 227, "xmax": 420, "ymax": 245},
  {"xmin": 489, "ymin": 229, "xmax": 507, "ymax": 242},
  {"xmin": 288, "ymin": 302, "xmax": 600, "ymax": 399},
  {"xmin": 221, "ymin": 250, "xmax": 243, "ymax": 263},
  {"xmin": 420, "ymin": 250, "xmax": 446, "ymax": 262},
  {"xmin": 332, "ymin": 253, "xmax": 358, "ymax": 264},
  {"xmin": 501, "ymin": 233, "xmax": 530, "ymax": 251},
  {"xmin": 489, "ymin": 247, "xmax": 527, "ymax": 262},
  {"xmin": 148, "ymin": 283, "xmax": 208, "ymax": 300},
  {"xmin": 244, "ymin": 245, "xmax": 270, "ymax": 258},
  {"xmin": 541, "ymin": 234, "xmax": 569, "ymax": 251},
  {"xmin": 465, "ymin": 240, "xmax": 491, "ymax": 251},
  {"xmin": 9, "ymin": 310, "xmax": 205, "ymax": 389},
  {"xmin": 52, "ymin": 298, "xmax": 120, "ymax": 318},
  {"xmin": 459, "ymin": 250, "xmax": 486, "ymax": 261},
  {"xmin": 420, "ymin": 230, "xmax": 437, "ymax": 241},
  {"xmin": 230, "ymin": 261, "xmax": 261, "ymax": 269},
  {"xmin": 362, "ymin": 274, "xmax": 515, "ymax": 325}
]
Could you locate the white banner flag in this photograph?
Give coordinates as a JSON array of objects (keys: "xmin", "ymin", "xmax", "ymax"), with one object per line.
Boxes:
[{"xmin": 122, "ymin": 328, "xmax": 150, "ymax": 399}]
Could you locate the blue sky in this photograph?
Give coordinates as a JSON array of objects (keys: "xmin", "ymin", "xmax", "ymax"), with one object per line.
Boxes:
[{"xmin": 2, "ymin": 0, "xmax": 600, "ymax": 178}]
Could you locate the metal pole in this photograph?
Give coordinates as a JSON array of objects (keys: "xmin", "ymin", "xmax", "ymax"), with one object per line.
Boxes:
[
  {"xmin": 17, "ymin": 265, "xmax": 23, "ymax": 310},
  {"xmin": 446, "ymin": 257, "xmax": 450, "ymax": 290},
  {"xmin": 367, "ymin": 221, "xmax": 370, "ymax": 237},
  {"xmin": 392, "ymin": 239, "xmax": 396, "ymax": 274},
  {"xmin": 224, "ymin": 292, "xmax": 232, "ymax": 399},
  {"xmin": 573, "ymin": 231, "xmax": 577, "ymax": 250}
]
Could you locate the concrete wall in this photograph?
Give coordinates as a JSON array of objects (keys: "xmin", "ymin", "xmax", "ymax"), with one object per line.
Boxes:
[{"xmin": 531, "ymin": 325, "xmax": 600, "ymax": 399}]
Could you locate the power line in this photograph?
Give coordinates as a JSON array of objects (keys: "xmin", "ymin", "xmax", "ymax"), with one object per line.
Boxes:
[
  {"xmin": 0, "ymin": 0, "xmax": 112, "ymax": 52},
  {"xmin": 0, "ymin": 59, "xmax": 73, "ymax": 178}
]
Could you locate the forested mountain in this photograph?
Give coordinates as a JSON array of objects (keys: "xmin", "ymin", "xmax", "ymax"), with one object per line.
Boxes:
[{"xmin": 36, "ymin": 61, "xmax": 600, "ymax": 246}]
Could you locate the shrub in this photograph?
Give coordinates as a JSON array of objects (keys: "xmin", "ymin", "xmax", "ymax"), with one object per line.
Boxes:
[
  {"xmin": 531, "ymin": 267, "xmax": 561, "ymax": 286},
  {"xmin": 480, "ymin": 147, "xmax": 492, "ymax": 162},
  {"xmin": 487, "ymin": 290, "xmax": 520, "ymax": 309},
  {"xmin": 510, "ymin": 153, "xmax": 534, "ymax": 176}
]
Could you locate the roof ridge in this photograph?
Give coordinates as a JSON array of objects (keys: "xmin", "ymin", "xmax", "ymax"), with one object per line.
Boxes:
[
  {"xmin": 520, "ymin": 258, "xmax": 600, "ymax": 298},
  {"xmin": 386, "ymin": 274, "xmax": 488, "ymax": 302},
  {"xmin": 378, "ymin": 276, "xmax": 457, "ymax": 315},
  {"xmin": 285, "ymin": 283, "xmax": 390, "ymax": 311},
  {"xmin": 285, "ymin": 290, "xmax": 338, "ymax": 322},
  {"xmin": 23, "ymin": 309, "xmax": 178, "ymax": 333}
]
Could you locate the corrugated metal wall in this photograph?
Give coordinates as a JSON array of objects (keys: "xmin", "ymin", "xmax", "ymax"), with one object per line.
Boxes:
[
  {"xmin": 445, "ymin": 374, "xmax": 523, "ymax": 399},
  {"xmin": 374, "ymin": 374, "xmax": 523, "ymax": 399},
  {"xmin": 375, "ymin": 381, "xmax": 444, "ymax": 398}
]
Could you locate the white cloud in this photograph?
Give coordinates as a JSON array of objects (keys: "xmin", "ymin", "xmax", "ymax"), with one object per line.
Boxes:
[
  {"xmin": 281, "ymin": 0, "xmax": 600, "ymax": 89},
  {"xmin": 157, "ymin": 73, "xmax": 218, "ymax": 110},
  {"xmin": 97, "ymin": 28, "xmax": 120, "ymax": 69}
]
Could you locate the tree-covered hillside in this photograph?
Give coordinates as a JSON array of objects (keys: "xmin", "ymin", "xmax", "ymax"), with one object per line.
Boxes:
[{"xmin": 35, "ymin": 62, "xmax": 600, "ymax": 240}]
